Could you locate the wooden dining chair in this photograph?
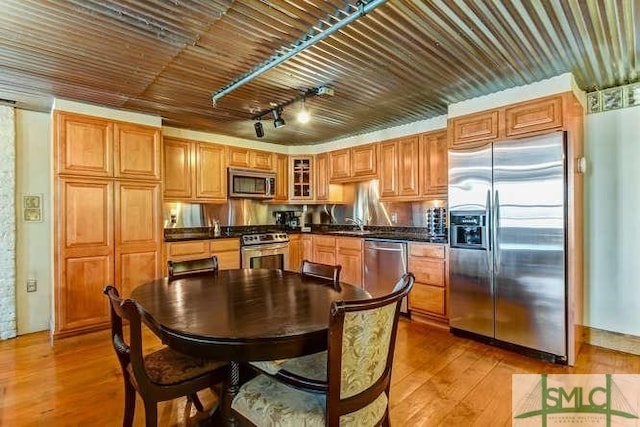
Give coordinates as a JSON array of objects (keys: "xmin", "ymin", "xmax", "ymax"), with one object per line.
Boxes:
[
  {"xmin": 167, "ymin": 255, "xmax": 218, "ymax": 280},
  {"xmin": 249, "ymin": 260, "xmax": 342, "ymax": 377},
  {"xmin": 300, "ymin": 259, "xmax": 342, "ymax": 288},
  {"xmin": 103, "ymin": 285, "xmax": 228, "ymax": 427},
  {"xmin": 232, "ymin": 273, "xmax": 415, "ymax": 426}
]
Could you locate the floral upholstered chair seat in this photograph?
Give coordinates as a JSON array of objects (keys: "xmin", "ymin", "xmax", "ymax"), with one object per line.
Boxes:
[
  {"xmin": 231, "ymin": 374, "xmax": 387, "ymax": 426},
  {"xmin": 232, "ymin": 273, "xmax": 415, "ymax": 427}
]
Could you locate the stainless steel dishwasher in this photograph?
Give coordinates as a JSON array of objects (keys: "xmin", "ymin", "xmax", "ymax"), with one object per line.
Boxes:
[{"xmin": 363, "ymin": 240, "xmax": 408, "ymax": 313}]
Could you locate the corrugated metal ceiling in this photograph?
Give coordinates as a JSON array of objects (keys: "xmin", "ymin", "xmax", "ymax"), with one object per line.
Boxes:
[{"xmin": 0, "ymin": 0, "xmax": 637, "ymax": 145}]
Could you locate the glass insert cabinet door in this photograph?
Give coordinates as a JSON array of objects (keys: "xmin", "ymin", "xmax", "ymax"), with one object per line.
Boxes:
[{"xmin": 291, "ymin": 157, "xmax": 312, "ymax": 199}]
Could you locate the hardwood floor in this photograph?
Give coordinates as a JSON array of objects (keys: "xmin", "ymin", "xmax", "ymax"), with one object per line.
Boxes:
[{"xmin": 2, "ymin": 319, "xmax": 639, "ymax": 426}]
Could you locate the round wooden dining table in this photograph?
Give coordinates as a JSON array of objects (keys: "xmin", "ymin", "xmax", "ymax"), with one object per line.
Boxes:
[{"xmin": 131, "ymin": 268, "xmax": 370, "ymax": 425}]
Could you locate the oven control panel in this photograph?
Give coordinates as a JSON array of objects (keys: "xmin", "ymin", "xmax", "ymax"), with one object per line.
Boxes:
[{"xmin": 241, "ymin": 233, "xmax": 289, "ymax": 246}]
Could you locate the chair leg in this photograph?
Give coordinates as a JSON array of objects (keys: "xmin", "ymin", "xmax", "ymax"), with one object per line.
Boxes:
[
  {"xmin": 143, "ymin": 399, "xmax": 158, "ymax": 427},
  {"xmin": 123, "ymin": 379, "xmax": 136, "ymax": 427},
  {"xmin": 188, "ymin": 392, "xmax": 204, "ymax": 412}
]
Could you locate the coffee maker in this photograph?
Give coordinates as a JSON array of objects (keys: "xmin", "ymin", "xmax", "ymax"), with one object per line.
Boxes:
[{"xmin": 274, "ymin": 211, "xmax": 298, "ymax": 230}]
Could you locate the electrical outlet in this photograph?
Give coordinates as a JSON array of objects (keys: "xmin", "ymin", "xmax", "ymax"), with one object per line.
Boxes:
[{"xmin": 26, "ymin": 279, "xmax": 37, "ymax": 293}]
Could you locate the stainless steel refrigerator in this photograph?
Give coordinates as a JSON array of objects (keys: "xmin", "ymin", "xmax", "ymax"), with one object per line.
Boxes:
[{"xmin": 448, "ymin": 132, "xmax": 567, "ymax": 363}]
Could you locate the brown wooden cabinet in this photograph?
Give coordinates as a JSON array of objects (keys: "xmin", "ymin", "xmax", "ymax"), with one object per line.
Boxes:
[
  {"xmin": 163, "ymin": 137, "xmax": 226, "ymax": 202},
  {"xmin": 195, "ymin": 142, "xmax": 226, "ymax": 201},
  {"xmin": 210, "ymin": 238, "xmax": 240, "ymax": 269},
  {"xmin": 228, "ymin": 146, "xmax": 273, "ymax": 170},
  {"xmin": 379, "ymin": 141, "xmax": 398, "ymax": 198},
  {"xmin": 287, "ymin": 234, "xmax": 302, "ymax": 272},
  {"xmin": 55, "ymin": 112, "xmax": 113, "ymax": 177},
  {"xmin": 408, "ymin": 243, "xmax": 448, "ymax": 324},
  {"xmin": 56, "ymin": 178, "xmax": 114, "ymax": 335},
  {"xmin": 163, "ymin": 138, "xmax": 193, "ymax": 199},
  {"xmin": 54, "ymin": 111, "xmax": 163, "ymax": 338},
  {"xmin": 420, "ymin": 130, "xmax": 448, "ymax": 197},
  {"xmin": 290, "ymin": 156, "xmax": 313, "ymax": 200},
  {"xmin": 114, "ymin": 123, "xmax": 161, "ymax": 181},
  {"xmin": 273, "ymin": 154, "xmax": 289, "ymax": 202},
  {"xmin": 449, "ymin": 94, "xmax": 566, "ymax": 148},
  {"xmin": 114, "ymin": 181, "xmax": 162, "ymax": 297},
  {"xmin": 336, "ymin": 237, "xmax": 362, "ymax": 287},
  {"xmin": 165, "ymin": 238, "xmax": 240, "ymax": 272},
  {"xmin": 301, "ymin": 235, "xmax": 313, "ymax": 262},
  {"xmin": 379, "ymin": 136, "xmax": 422, "ymax": 200},
  {"xmin": 351, "ymin": 144, "xmax": 378, "ymax": 178},
  {"xmin": 329, "ymin": 144, "xmax": 377, "ymax": 183},
  {"xmin": 329, "ymin": 149, "xmax": 350, "ymax": 181},
  {"xmin": 312, "ymin": 235, "xmax": 336, "ymax": 265},
  {"xmin": 505, "ymin": 95, "xmax": 563, "ymax": 137},
  {"xmin": 315, "ymin": 153, "xmax": 330, "ymax": 201},
  {"xmin": 449, "ymin": 110, "xmax": 499, "ymax": 148}
]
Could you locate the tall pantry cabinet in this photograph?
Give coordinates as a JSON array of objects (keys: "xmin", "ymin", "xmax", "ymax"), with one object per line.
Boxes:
[{"xmin": 54, "ymin": 112, "xmax": 163, "ymax": 337}]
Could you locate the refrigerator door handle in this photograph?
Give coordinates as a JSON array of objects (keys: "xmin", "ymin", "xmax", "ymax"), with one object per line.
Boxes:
[
  {"xmin": 494, "ymin": 189, "xmax": 501, "ymax": 274},
  {"xmin": 485, "ymin": 189, "xmax": 492, "ymax": 271}
]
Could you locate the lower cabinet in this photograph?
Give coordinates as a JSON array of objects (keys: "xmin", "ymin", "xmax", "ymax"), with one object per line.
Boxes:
[
  {"xmin": 308, "ymin": 235, "xmax": 363, "ymax": 287},
  {"xmin": 336, "ymin": 237, "xmax": 362, "ymax": 287},
  {"xmin": 408, "ymin": 242, "xmax": 448, "ymax": 324},
  {"xmin": 312, "ymin": 236, "xmax": 336, "ymax": 265},
  {"xmin": 210, "ymin": 239, "xmax": 240, "ymax": 269},
  {"xmin": 165, "ymin": 238, "xmax": 240, "ymax": 273},
  {"xmin": 287, "ymin": 234, "xmax": 302, "ymax": 272},
  {"xmin": 55, "ymin": 178, "xmax": 162, "ymax": 337}
]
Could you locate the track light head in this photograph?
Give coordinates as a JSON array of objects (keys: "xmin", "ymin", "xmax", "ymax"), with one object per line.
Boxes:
[
  {"xmin": 254, "ymin": 120, "xmax": 264, "ymax": 138},
  {"xmin": 273, "ymin": 108, "xmax": 286, "ymax": 128}
]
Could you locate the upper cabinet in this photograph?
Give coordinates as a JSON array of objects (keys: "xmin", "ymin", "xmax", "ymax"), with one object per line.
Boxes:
[
  {"xmin": 329, "ymin": 143, "xmax": 377, "ymax": 183},
  {"xmin": 504, "ymin": 95, "xmax": 563, "ymax": 137},
  {"xmin": 195, "ymin": 142, "xmax": 226, "ymax": 201},
  {"xmin": 55, "ymin": 111, "xmax": 160, "ymax": 180},
  {"xmin": 380, "ymin": 132, "xmax": 446, "ymax": 201},
  {"xmin": 420, "ymin": 130, "xmax": 448, "ymax": 197},
  {"xmin": 273, "ymin": 154, "xmax": 289, "ymax": 202},
  {"xmin": 449, "ymin": 94, "xmax": 566, "ymax": 148},
  {"xmin": 290, "ymin": 156, "xmax": 313, "ymax": 200},
  {"xmin": 449, "ymin": 110, "xmax": 499, "ymax": 149},
  {"xmin": 315, "ymin": 153, "xmax": 330, "ymax": 201},
  {"xmin": 163, "ymin": 136, "xmax": 227, "ymax": 202},
  {"xmin": 228, "ymin": 146, "xmax": 273, "ymax": 170},
  {"xmin": 114, "ymin": 123, "xmax": 161, "ymax": 180}
]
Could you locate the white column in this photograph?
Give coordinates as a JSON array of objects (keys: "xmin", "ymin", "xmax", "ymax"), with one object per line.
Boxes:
[{"xmin": 0, "ymin": 105, "xmax": 16, "ymax": 339}]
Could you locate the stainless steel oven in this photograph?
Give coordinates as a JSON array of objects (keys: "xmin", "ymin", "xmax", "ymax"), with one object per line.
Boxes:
[{"xmin": 241, "ymin": 232, "xmax": 289, "ymax": 270}]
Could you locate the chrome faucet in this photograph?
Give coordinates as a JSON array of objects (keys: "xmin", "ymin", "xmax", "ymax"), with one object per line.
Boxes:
[{"xmin": 345, "ymin": 217, "xmax": 365, "ymax": 231}]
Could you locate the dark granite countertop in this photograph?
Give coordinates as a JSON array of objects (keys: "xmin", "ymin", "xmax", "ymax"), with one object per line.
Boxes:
[{"xmin": 164, "ymin": 225, "xmax": 447, "ymax": 244}]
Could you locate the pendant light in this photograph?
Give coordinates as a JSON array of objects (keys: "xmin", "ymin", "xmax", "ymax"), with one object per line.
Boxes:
[{"xmin": 297, "ymin": 97, "xmax": 310, "ymax": 123}]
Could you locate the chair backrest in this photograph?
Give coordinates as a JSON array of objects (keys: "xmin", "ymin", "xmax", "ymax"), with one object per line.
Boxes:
[
  {"xmin": 168, "ymin": 256, "xmax": 218, "ymax": 280},
  {"xmin": 103, "ymin": 285, "xmax": 155, "ymax": 391},
  {"xmin": 300, "ymin": 259, "xmax": 341, "ymax": 288},
  {"xmin": 325, "ymin": 273, "xmax": 415, "ymax": 425}
]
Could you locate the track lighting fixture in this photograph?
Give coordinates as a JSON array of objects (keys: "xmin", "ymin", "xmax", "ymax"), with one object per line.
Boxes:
[
  {"xmin": 250, "ymin": 86, "xmax": 334, "ymax": 137},
  {"xmin": 272, "ymin": 108, "xmax": 285, "ymax": 128},
  {"xmin": 254, "ymin": 118, "xmax": 264, "ymax": 138}
]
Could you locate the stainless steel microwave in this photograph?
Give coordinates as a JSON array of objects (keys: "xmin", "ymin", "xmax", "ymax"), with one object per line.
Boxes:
[{"xmin": 228, "ymin": 168, "xmax": 276, "ymax": 198}]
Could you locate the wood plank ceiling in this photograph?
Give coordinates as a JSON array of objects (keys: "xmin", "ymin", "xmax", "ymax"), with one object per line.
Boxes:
[{"xmin": 0, "ymin": 0, "xmax": 638, "ymax": 145}]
